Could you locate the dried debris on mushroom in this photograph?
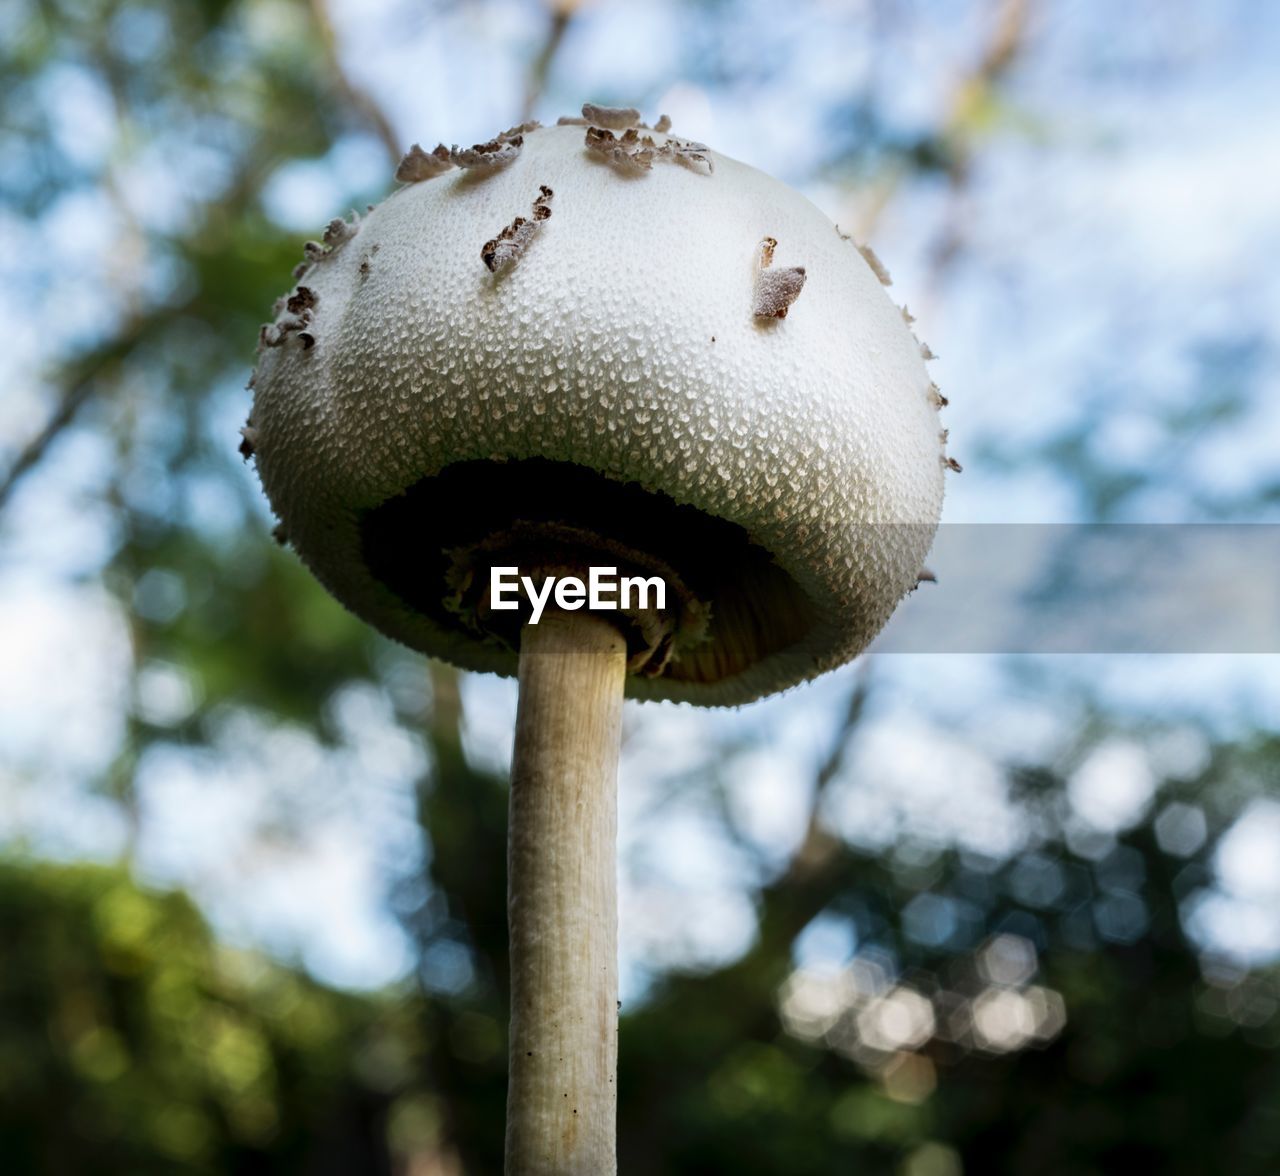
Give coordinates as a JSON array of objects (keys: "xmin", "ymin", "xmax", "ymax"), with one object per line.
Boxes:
[
  {"xmin": 498, "ymin": 120, "xmax": 541, "ymax": 140},
  {"xmin": 943, "ymin": 455, "xmax": 963, "ymax": 473},
  {"xmin": 585, "ymin": 126, "xmax": 659, "ymax": 171},
  {"xmin": 258, "ymin": 320, "xmax": 287, "ymax": 348},
  {"xmin": 239, "ymin": 425, "xmax": 258, "ymax": 460},
  {"xmin": 920, "ymin": 341, "xmax": 938, "ymax": 361},
  {"xmin": 395, "ymin": 143, "xmax": 453, "ymax": 182},
  {"xmin": 584, "ymin": 126, "xmax": 713, "ymax": 175},
  {"xmin": 323, "ymin": 215, "xmax": 359, "ymax": 248},
  {"xmin": 581, "ymin": 103, "xmax": 643, "ymax": 131},
  {"xmin": 663, "ymin": 135, "xmax": 713, "ymax": 173},
  {"xmin": 858, "ymin": 243, "xmax": 892, "ymax": 286},
  {"xmin": 258, "ymin": 303, "xmax": 315, "ymax": 351},
  {"xmin": 482, "ymin": 186, "xmax": 554, "ymax": 274},
  {"xmin": 570, "ymin": 104, "xmax": 672, "ymax": 133},
  {"xmin": 900, "ymin": 304, "xmax": 916, "ymax": 326},
  {"xmin": 753, "ymin": 236, "xmax": 807, "ymax": 320},
  {"xmin": 929, "ymin": 383, "xmax": 949, "ymax": 408},
  {"xmin": 838, "ymin": 227, "xmax": 895, "ymax": 286},
  {"xmin": 295, "ymin": 214, "xmax": 359, "ymax": 275},
  {"xmin": 916, "ymin": 567, "xmax": 938, "ymax": 585},
  {"xmin": 450, "ymin": 137, "xmax": 523, "ymax": 169},
  {"xmin": 287, "ymin": 286, "xmax": 317, "ymax": 314},
  {"xmin": 401, "ymin": 122, "xmax": 537, "ymax": 182},
  {"xmin": 271, "ymin": 522, "xmax": 288, "ymax": 546}
]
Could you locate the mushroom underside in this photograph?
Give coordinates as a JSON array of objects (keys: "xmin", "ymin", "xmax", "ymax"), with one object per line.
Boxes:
[{"xmin": 358, "ymin": 457, "xmax": 819, "ymax": 685}]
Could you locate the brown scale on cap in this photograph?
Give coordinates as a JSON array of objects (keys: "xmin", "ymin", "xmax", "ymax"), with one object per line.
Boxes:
[
  {"xmin": 323, "ymin": 216, "xmax": 358, "ymax": 248},
  {"xmin": 395, "ymin": 143, "xmax": 454, "ymax": 183},
  {"xmin": 498, "ymin": 120, "xmax": 542, "ymax": 140},
  {"xmin": 581, "ymin": 103, "xmax": 643, "ymax": 130},
  {"xmin": 286, "ymin": 286, "xmax": 317, "ymax": 314},
  {"xmin": 571, "ymin": 105, "xmax": 672, "ymax": 134},
  {"xmin": 258, "ymin": 304, "xmax": 315, "ymax": 351},
  {"xmin": 585, "ymin": 126, "xmax": 659, "ymax": 171},
  {"xmin": 661, "ymin": 136, "xmax": 712, "ymax": 173},
  {"xmin": 296, "ymin": 214, "xmax": 359, "ymax": 274},
  {"xmin": 858, "ymin": 243, "xmax": 892, "ymax": 286},
  {"xmin": 583, "ymin": 122, "xmax": 713, "ymax": 175},
  {"xmin": 482, "ymin": 186, "xmax": 554, "ymax": 274},
  {"xmin": 753, "ymin": 237, "xmax": 807, "ymax": 320},
  {"xmin": 257, "ymin": 321, "xmax": 285, "ymax": 348},
  {"xmin": 450, "ymin": 137, "xmax": 523, "ymax": 169}
]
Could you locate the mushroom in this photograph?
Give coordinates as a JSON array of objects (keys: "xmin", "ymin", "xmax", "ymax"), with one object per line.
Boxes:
[{"xmin": 246, "ymin": 105, "xmax": 949, "ymax": 1173}]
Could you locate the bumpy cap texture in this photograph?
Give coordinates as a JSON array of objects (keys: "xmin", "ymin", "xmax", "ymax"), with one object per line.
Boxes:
[{"xmin": 249, "ymin": 118, "xmax": 949, "ymax": 706}]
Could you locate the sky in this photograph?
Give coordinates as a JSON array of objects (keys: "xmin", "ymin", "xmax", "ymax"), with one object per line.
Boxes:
[{"xmin": 1, "ymin": 0, "xmax": 1279, "ymax": 992}]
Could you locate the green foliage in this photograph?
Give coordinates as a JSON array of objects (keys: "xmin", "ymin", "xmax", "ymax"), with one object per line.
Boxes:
[
  {"xmin": 0, "ymin": 859, "xmax": 409, "ymax": 1174},
  {"xmin": 401, "ymin": 726, "xmax": 1280, "ymax": 1174},
  {"xmin": 8, "ymin": 734, "xmax": 1280, "ymax": 1173}
]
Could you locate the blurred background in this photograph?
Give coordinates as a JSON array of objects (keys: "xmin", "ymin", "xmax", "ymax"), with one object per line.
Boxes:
[{"xmin": 2, "ymin": 0, "xmax": 1279, "ymax": 1171}]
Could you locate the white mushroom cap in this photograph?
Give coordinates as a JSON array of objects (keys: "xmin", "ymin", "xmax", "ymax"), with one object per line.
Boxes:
[{"xmin": 248, "ymin": 115, "xmax": 949, "ymax": 706}]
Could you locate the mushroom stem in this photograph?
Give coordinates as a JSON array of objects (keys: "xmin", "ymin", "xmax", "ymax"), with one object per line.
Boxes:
[{"xmin": 506, "ymin": 610, "xmax": 626, "ymax": 1175}]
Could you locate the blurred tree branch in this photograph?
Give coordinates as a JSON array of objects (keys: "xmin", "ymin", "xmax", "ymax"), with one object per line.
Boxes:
[
  {"xmin": 788, "ymin": 662, "xmax": 873, "ymax": 880},
  {"xmin": 0, "ymin": 309, "xmax": 184, "ymax": 514},
  {"xmin": 854, "ymin": 0, "xmax": 1032, "ymax": 282},
  {"xmin": 0, "ymin": 0, "xmax": 400, "ymax": 520},
  {"xmin": 310, "ymin": 0, "xmax": 404, "ymax": 167},
  {"xmin": 522, "ymin": 0, "xmax": 583, "ymax": 120},
  {"xmin": 927, "ymin": 0, "xmax": 1033, "ymax": 287}
]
